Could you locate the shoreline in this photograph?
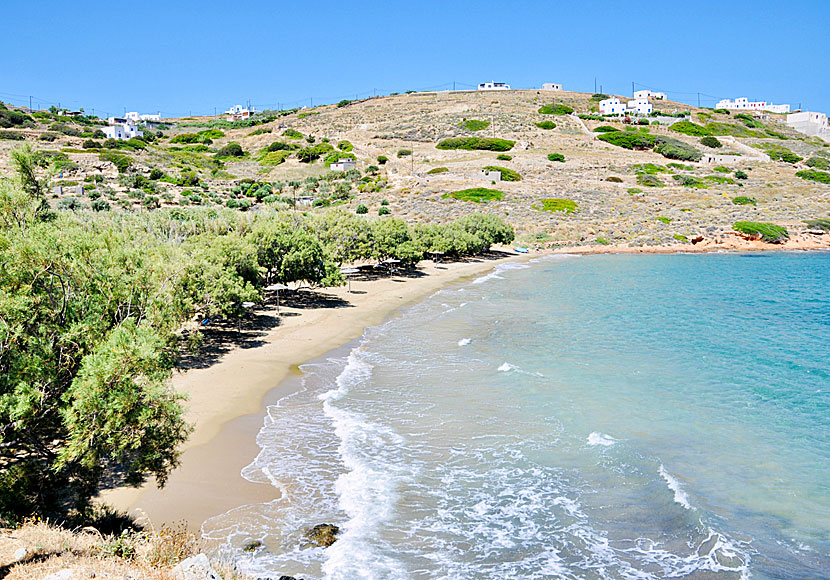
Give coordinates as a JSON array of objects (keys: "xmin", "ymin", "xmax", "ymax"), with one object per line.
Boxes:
[
  {"xmin": 100, "ymin": 251, "xmax": 534, "ymax": 528},
  {"xmin": 99, "ymin": 240, "xmax": 829, "ymax": 529}
]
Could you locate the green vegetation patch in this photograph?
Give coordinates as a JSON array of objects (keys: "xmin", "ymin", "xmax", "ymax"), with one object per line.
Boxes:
[
  {"xmin": 796, "ymin": 169, "xmax": 830, "ymax": 183},
  {"xmin": 733, "ymin": 221, "xmax": 789, "ymax": 243},
  {"xmin": 804, "ymin": 218, "xmax": 830, "ymax": 231},
  {"xmin": 443, "ymin": 187, "xmax": 504, "ymax": 203},
  {"xmin": 634, "ymin": 163, "xmax": 667, "ymax": 175},
  {"xmin": 461, "ymin": 119, "xmax": 491, "ymax": 131},
  {"xmin": 732, "ymin": 196, "xmax": 757, "ymax": 206},
  {"xmin": 713, "ymin": 166, "xmax": 731, "ymax": 173},
  {"xmin": 756, "ymin": 143, "xmax": 803, "ymax": 163},
  {"xmin": 654, "ymin": 137, "xmax": 702, "ymax": 162},
  {"xmin": 547, "ymin": 153, "xmax": 565, "ymax": 162},
  {"xmin": 426, "ymin": 167, "xmax": 449, "ymax": 174},
  {"xmin": 671, "ymin": 121, "xmax": 710, "ymax": 136},
  {"xmin": 593, "ymin": 125, "xmax": 620, "ymax": 133},
  {"xmin": 436, "ymin": 137, "xmax": 515, "ymax": 151},
  {"xmin": 735, "ymin": 113, "xmax": 764, "ymax": 128},
  {"xmin": 324, "ymin": 151, "xmax": 357, "ymax": 166},
  {"xmin": 637, "ymin": 174, "xmax": 664, "ymax": 187},
  {"xmin": 656, "ymin": 216, "xmax": 672, "ymax": 224},
  {"xmin": 283, "ymin": 128, "xmax": 303, "ymax": 139},
  {"xmin": 482, "ymin": 166, "xmax": 522, "ymax": 181},
  {"xmin": 539, "ymin": 104, "xmax": 573, "ymax": 115},
  {"xmin": 535, "ymin": 121, "xmax": 557, "ymax": 130},
  {"xmin": 337, "ymin": 140, "xmax": 354, "ymax": 151},
  {"xmin": 806, "ymin": 157, "xmax": 830, "ymax": 170},
  {"xmin": 673, "ymin": 174, "xmax": 706, "ymax": 188},
  {"xmin": 99, "ymin": 150, "xmax": 132, "ymax": 173},
  {"xmin": 535, "ymin": 198, "xmax": 578, "ymax": 213},
  {"xmin": 496, "ymin": 154, "xmax": 512, "ymax": 161},
  {"xmin": 700, "ymin": 136, "xmax": 723, "ymax": 148},
  {"xmin": 598, "ymin": 131, "xmax": 656, "ymax": 150}
]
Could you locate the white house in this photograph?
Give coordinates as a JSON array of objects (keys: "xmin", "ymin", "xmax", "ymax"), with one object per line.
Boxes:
[
  {"xmin": 330, "ymin": 158, "xmax": 357, "ymax": 172},
  {"xmin": 125, "ymin": 111, "xmax": 162, "ymax": 122},
  {"xmin": 599, "ymin": 97, "xmax": 626, "ymax": 116},
  {"xmin": 542, "ymin": 82, "xmax": 562, "ymax": 91},
  {"xmin": 477, "ymin": 81, "xmax": 511, "ymax": 91},
  {"xmin": 102, "ymin": 123, "xmax": 143, "ymax": 140},
  {"xmin": 716, "ymin": 97, "xmax": 790, "ymax": 113},
  {"xmin": 225, "ymin": 104, "xmax": 257, "ymax": 121},
  {"xmin": 787, "ymin": 111, "xmax": 830, "ymax": 139},
  {"xmin": 633, "ymin": 89, "xmax": 666, "ymax": 100},
  {"xmin": 626, "ymin": 97, "xmax": 653, "ymax": 116}
]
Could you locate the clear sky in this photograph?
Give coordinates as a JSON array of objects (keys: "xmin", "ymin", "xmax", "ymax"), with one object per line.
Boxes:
[{"xmin": 2, "ymin": 0, "xmax": 828, "ymax": 117}]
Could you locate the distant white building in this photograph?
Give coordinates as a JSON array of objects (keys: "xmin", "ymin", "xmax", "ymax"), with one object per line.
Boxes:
[
  {"xmin": 125, "ymin": 111, "xmax": 162, "ymax": 122},
  {"xmin": 626, "ymin": 97, "xmax": 653, "ymax": 116},
  {"xmin": 634, "ymin": 89, "xmax": 666, "ymax": 100},
  {"xmin": 787, "ymin": 111, "xmax": 830, "ymax": 139},
  {"xmin": 599, "ymin": 97, "xmax": 626, "ymax": 116},
  {"xmin": 102, "ymin": 123, "xmax": 143, "ymax": 140},
  {"xmin": 542, "ymin": 82, "xmax": 562, "ymax": 91},
  {"xmin": 330, "ymin": 158, "xmax": 357, "ymax": 172},
  {"xmin": 225, "ymin": 104, "xmax": 258, "ymax": 121},
  {"xmin": 716, "ymin": 97, "xmax": 790, "ymax": 114},
  {"xmin": 477, "ymin": 81, "xmax": 511, "ymax": 91}
]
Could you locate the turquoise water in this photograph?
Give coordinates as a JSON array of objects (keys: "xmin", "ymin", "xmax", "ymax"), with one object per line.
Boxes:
[{"xmin": 204, "ymin": 252, "xmax": 830, "ymax": 579}]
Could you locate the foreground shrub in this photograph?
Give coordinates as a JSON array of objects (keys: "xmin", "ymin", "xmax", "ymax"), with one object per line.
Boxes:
[
  {"xmin": 535, "ymin": 121, "xmax": 557, "ymax": 129},
  {"xmin": 732, "ymin": 196, "xmax": 757, "ymax": 206},
  {"xmin": 671, "ymin": 121, "xmax": 710, "ymax": 137},
  {"xmin": 337, "ymin": 140, "xmax": 353, "ymax": 151},
  {"xmin": 700, "ymin": 136, "xmax": 722, "ymax": 148},
  {"xmin": 0, "ymin": 130, "xmax": 24, "ymax": 141},
  {"xmin": 637, "ymin": 174, "xmax": 664, "ymax": 187},
  {"xmin": 734, "ymin": 170, "xmax": 748, "ymax": 180},
  {"xmin": 356, "ymin": 204, "xmax": 368, "ymax": 214},
  {"xmin": 442, "ymin": 188, "xmax": 503, "ymax": 202},
  {"xmin": 806, "ymin": 156, "xmax": 830, "ymax": 170},
  {"xmin": 397, "ymin": 149, "xmax": 412, "ymax": 157},
  {"xmin": 547, "ymin": 153, "xmax": 565, "ymax": 162},
  {"xmin": 804, "ymin": 218, "xmax": 830, "ymax": 231},
  {"xmin": 758, "ymin": 144, "xmax": 802, "ymax": 163},
  {"xmin": 539, "ymin": 104, "xmax": 573, "ymax": 115},
  {"xmin": 535, "ymin": 198, "xmax": 577, "ymax": 213},
  {"xmin": 796, "ymin": 169, "xmax": 830, "ymax": 183},
  {"xmin": 654, "ymin": 137, "xmax": 702, "ymax": 161},
  {"xmin": 461, "ymin": 119, "xmax": 490, "ymax": 131},
  {"xmin": 482, "ymin": 165, "xmax": 521, "ymax": 181},
  {"xmin": 436, "ymin": 137, "xmax": 515, "ymax": 151},
  {"xmin": 733, "ymin": 221, "xmax": 789, "ymax": 243},
  {"xmin": 426, "ymin": 167, "xmax": 449, "ymax": 174},
  {"xmin": 378, "ymin": 206, "xmax": 391, "ymax": 215},
  {"xmin": 593, "ymin": 125, "xmax": 619, "ymax": 133},
  {"xmin": 283, "ymin": 129, "xmax": 302, "ymax": 139},
  {"xmin": 215, "ymin": 142, "xmax": 244, "ymax": 157},
  {"xmin": 598, "ymin": 131, "xmax": 656, "ymax": 150},
  {"xmin": 377, "ymin": 155, "xmax": 388, "ymax": 164},
  {"xmin": 496, "ymin": 154, "xmax": 512, "ymax": 161}
]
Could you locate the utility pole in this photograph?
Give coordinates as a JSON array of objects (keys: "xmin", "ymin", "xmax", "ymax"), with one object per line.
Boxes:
[
  {"xmin": 29, "ymin": 96, "xmax": 32, "ymax": 110},
  {"xmin": 373, "ymin": 88, "xmax": 377, "ymax": 97},
  {"xmin": 453, "ymin": 81, "xmax": 456, "ymax": 91},
  {"xmin": 698, "ymin": 93, "xmax": 701, "ymax": 107},
  {"xmin": 632, "ymin": 81, "xmax": 635, "ymax": 95},
  {"xmin": 310, "ymin": 97, "xmax": 313, "ymax": 107},
  {"xmin": 594, "ymin": 78, "xmax": 597, "ymax": 93}
]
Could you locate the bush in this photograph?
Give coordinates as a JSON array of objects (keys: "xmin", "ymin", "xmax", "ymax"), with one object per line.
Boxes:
[
  {"xmin": 796, "ymin": 169, "xmax": 830, "ymax": 183},
  {"xmin": 356, "ymin": 204, "xmax": 368, "ymax": 214},
  {"xmin": 296, "ymin": 142, "xmax": 334, "ymax": 163},
  {"xmin": 591, "ymin": 94, "xmax": 610, "ymax": 101},
  {"xmin": 804, "ymin": 218, "xmax": 830, "ymax": 231},
  {"xmin": 0, "ymin": 130, "xmax": 24, "ymax": 141},
  {"xmin": 39, "ymin": 132, "xmax": 59, "ymax": 142},
  {"xmin": 496, "ymin": 154, "xmax": 512, "ymax": 161},
  {"xmin": 81, "ymin": 139, "xmax": 99, "ymax": 149},
  {"xmin": 536, "ymin": 198, "xmax": 577, "ymax": 213},
  {"xmin": 149, "ymin": 168, "xmax": 165, "ymax": 180},
  {"xmin": 283, "ymin": 129, "xmax": 302, "ymax": 139},
  {"xmin": 266, "ymin": 141, "xmax": 299, "ymax": 152},
  {"xmin": 713, "ymin": 166, "xmax": 731, "ymax": 173},
  {"xmin": 598, "ymin": 131, "xmax": 656, "ymax": 150},
  {"xmin": 734, "ymin": 170, "xmax": 748, "ymax": 180},
  {"xmin": 99, "ymin": 151, "xmax": 132, "ymax": 173},
  {"xmin": 539, "ymin": 104, "xmax": 573, "ymax": 115},
  {"xmin": 700, "ymin": 136, "xmax": 722, "ymax": 148},
  {"xmin": 806, "ymin": 157, "xmax": 830, "ymax": 170},
  {"xmin": 535, "ymin": 121, "xmax": 557, "ymax": 130},
  {"xmin": 713, "ymin": 108, "xmax": 730, "ymax": 115},
  {"xmin": 482, "ymin": 166, "xmax": 521, "ymax": 181},
  {"xmin": 380, "ymin": 199, "xmax": 389, "ymax": 205},
  {"xmin": 377, "ymin": 155, "xmax": 388, "ymax": 164},
  {"xmin": 337, "ymin": 140, "xmax": 353, "ymax": 151},
  {"xmin": 656, "ymin": 216, "xmax": 672, "ymax": 224},
  {"xmin": 378, "ymin": 206, "xmax": 391, "ymax": 215},
  {"xmin": 547, "ymin": 153, "xmax": 565, "ymax": 162},
  {"xmin": 324, "ymin": 151, "xmax": 356, "ymax": 166},
  {"xmin": 654, "ymin": 137, "xmax": 702, "ymax": 161},
  {"xmin": 436, "ymin": 137, "xmax": 515, "ymax": 151},
  {"xmin": 442, "ymin": 188, "xmax": 503, "ymax": 203},
  {"xmin": 170, "ymin": 133, "xmax": 200, "ymax": 144},
  {"xmin": 216, "ymin": 142, "xmax": 244, "ymax": 157},
  {"xmin": 593, "ymin": 125, "xmax": 620, "ymax": 133},
  {"xmin": 672, "ymin": 174, "xmax": 705, "ymax": 188},
  {"xmin": 735, "ymin": 113, "xmax": 764, "ymax": 128},
  {"xmin": 733, "ymin": 221, "xmax": 789, "ymax": 243},
  {"xmin": 606, "ymin": 176, "xmax": 623, "ymax": 182},
  {"xmin": 759, "ymin": 144, "xmax": 802, "ymax": 163},
  {"xmin": 426, "ymin": 167, "xmax": 449, "ymax": 174},
  {"xmin": 637, "ymin": 174, "xmax": 664, "ymax": 187},
  {"xmin": 397, "ymin": 149, "xmax": 412, "ymax": 157},
  {"xmin": 91, "ymin": 198, "xmax": 111, "ymax": 212},
  {"xmin": 732, "ymin": 196, "xmax": 757, "ymax": 206},
  {"xmin": 461, "ymin": 119, "xmax": 490, "ymax": 131},
  {"xmin": 671, "ymin": 121, "xmax": 710, "ymax": 136}
]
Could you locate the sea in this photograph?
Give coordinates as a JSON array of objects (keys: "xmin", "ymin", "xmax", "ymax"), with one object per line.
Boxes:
[{"xmin": 202, "ymin": 252, "xmax": 830, "ymax": 580}]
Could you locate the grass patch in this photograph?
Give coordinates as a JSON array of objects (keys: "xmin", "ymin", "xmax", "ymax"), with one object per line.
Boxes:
[
  {"xmin": 796, "ymin": 169, "xmax": 830, "ymax": 183},
  {"xmin": 283, "ymin": 129, "xmax": 303, "ymax": 139},
  {"xmin": 627, "ymin": 188, "xmax": 643, "ymax": 194},
  {"xmin": 756, "ymin": 143, "xmax": 802, "ymax": 163},
  {"xmin": 700, "ymin": 136, "xmax": 723, "ymax": 148},
  {"xmin": 732, "ymin": 196, "xmax": 757, "ymax": 206},
  {"xmin": 426, "ymin": 167, "xmax": 449, "ymax": 174},
  {"xmin": 538, "ymin": 104, "xmax": 573, "ymax": 115},
  {"xmin": 598, "ymin": 131, "xmax": 656, "ymax": 150},
  {"xmin": 482, "ymin": 166, "xmax": 522, "ymax": 181},
  {"xmin": 673, "ymin": 234, "xmax": 688, "ymax": 242},
  {"xmin": 443, "ymin": 187, "xmax": 504, "ymax": 203},
  {"xmin": 671, "ymin": 121, "xmax": 710, "ymax": 136},
  {"xmin": 634, "ymin": 163, "xmax": 667, "ymax": 174},
  {"xmin": 461, "ymin": 119, "xmax": 491, "ymax": 131},
  {"xmin": 673, "ymin": 174, "xmax": 706, "ymax": 188},
  {"xmin": 496, "ymin": 154, "xmax": 512, "ymax": 161},
  {"xmin": 436, "ymin": 137, "xmax": 515, "ymax": 151},
  {"xmin": 535, "ymin": 121, "xmax": 557, "ymax": 129},
  {"xmin": 593, "ymin": 125, "xmax": 620, "ymax": 133},
  {"xmin": 535, "ymin": 198, "xmax": 578, "ymax": 213},
  {"xmin": 637, "ymin": 174, "xmax": 664, "ymax": 187},
  {"xmin": 656, "ymin": 216, "xmax": 672, "ymax": 224},
  {"xmin": 804, "ymin": 218, "xmax": 830, "ymax": 231},
  {"xmin": 806, "ymin": 157, "xmax": 830, "ymax": 170},
  {"xmin": 733, "ymin": 221, "xmax": 789, "ymax": 243},
  {"xmin": 547, "ymin": 153, "xmax": 565, "ymax": 162},
  {"xmin": 713, "ymin": 166, "xmax": 731, "ymax": 173}
]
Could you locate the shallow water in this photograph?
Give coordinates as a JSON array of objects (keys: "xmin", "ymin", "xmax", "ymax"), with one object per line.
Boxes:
[{"xmin": 203, "ymin": 252, "xmax": 830, "ymax": 579}]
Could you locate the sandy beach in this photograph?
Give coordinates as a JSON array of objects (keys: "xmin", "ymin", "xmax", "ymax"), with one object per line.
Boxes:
[{"xmin": 100, "ymin": 251, "xmax": 533, "ymax": 528}]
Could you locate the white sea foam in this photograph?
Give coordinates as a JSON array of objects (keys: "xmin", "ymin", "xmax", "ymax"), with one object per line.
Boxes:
[
  {"xmin": 587, "ymin": 432, "xmax": 617, "ymax": 447},
  {"xmin": 497, "ymin": 362, "xmax": 513, "ymax": 371},
  {"xmin": 659, "ymin": 464, "xmax": 692, "ymax": 510},
  {"xmin": 472, "ymin": 262, "xmax": 531, "ymax": 284},
  {"xmin": 497, "ymin": 362, "xmax": 544, "ymax": 376},
  {"xmin": 458, "ymin": 338, "xmax": 471, "ymax": 346}
]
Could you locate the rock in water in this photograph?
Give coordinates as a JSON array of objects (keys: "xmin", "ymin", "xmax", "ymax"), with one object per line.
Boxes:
[
  {"xmin": 171, "ymin": 554, "xmax": 223, "ymax": 580},
  {"xmin": 303, "ymin": 523, "xmax": 340, "ymax": 548}
]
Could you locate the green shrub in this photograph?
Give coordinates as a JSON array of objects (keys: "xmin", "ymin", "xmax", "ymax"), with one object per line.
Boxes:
[
  {"xmin": 627, "ymin": 188, "xmax": 643, "ymax": 194},
  {"xmin": 82, "ymin": 139, "xmax": 99, "ymax": 149},
  {"xmin": 266, "ymin": 141, "xmax": 299, "ymax": 152},
  {"xmin": 397, "ymin": 149, "xmax": 412, "ymax": 157},
  {"xmin": 758, "ymin": 144, "xmax": 802, "ymax": 163},
  {"xmin": 804, "ymin": 218, "xmax": 830, "ymax": 231},
  {"xmin": 735, "ymin": 113, "xmax": 764, "ymax": 128},
  {"xmin": 796, "ymin": 169, "xmax": 830, "ymax": 183},
  {"xmin": 91, "ymin": 198, "xmax": 110, "ymax": 212},
  {"xmin": 706, "ymin": 175, "xmax": 735, "ymax": 185},
  {"xmin": 734, "ymin": 170, "xmax": 748, "ymax": 180},
  {"xmin": 170, "ymin": 133, "xmax": 199, "ymax": 144},
  {"xmin": 700, "ymin": 136, "xmax": 722, "ymax": 148},
  {"xmin": 634, "ymin": 163, "xmax": 667, "ymax": 174},
  {"xmin": 535, "ymin": 121, "xmax": 557, "ymax": 129},
  {"xmin": 337, "ymin": 99, "xmax": 354, "ymax": 108},
  {"xmin": 591, "ymin": 94, "xmax": 609, "ymax": 101},
  {"xmin": 593, "ymin": 125, "xmax": 620, "ymax": 133},
  {"xmin": 0, "ymin": 130, "xmax": 24, "ymax": 141},
  {"xmin": 215, "ymin": 142, "xmax": 244, "ymax": 157},
  {"xmin": 539, "ymin": 104, "xmax": 573, "ymax": 115},
  {"xmin": 283, "ymin": 129, "xmax": 302, "ymax": 139},
  {"xmin": 380, "ymin": 199, "xmax": 389, "ymax": 205},
  {"xmin": 598, "ymin": 131, "xmax": 657, "ymax": 150},
  {"xmin": 356, "ymin": 204, "xmax": 368, "ymax": 214},
  {"xmin": 732, "ymin": 196, "xmax": 757, "ymax": 206},
  {"xmin": 535, "ymin": 198, "xmax": 577, "ymax": 213},
  {"xmin": 713, "ymin": 166, "xmax": 731, "ymax": 173},
  {"xmin": 673, "ymin": 174, "xmax": 706, "ymax": 188},
  {"xmin": 461, "ymin": 119, "xmax": 490, "ymax": 131},
  {"xmin": 547, "ymin": 153, "xmax": 565, "ymax": 162},
  {"xmin": 149, "ymin": 168, "xmax": 165, "ymax": 180},
  {"xmin": 436, "ymin": 137, "xmax": 515, "ymax": 151},
  {"xmin": 806, "ymin": 157, "xmax": 830, "ymax": 170},
  {"xmin": 442, "ymin": 188, "xmax": 504, "ymax": 203},
  {"xmin": 606, "ymin": 176, "xmax": 623, "ymax": 182},
  {"xmin": 713, "ymin": 109, "xmax": 730, "ymax": 115},
  {"xmin": 377, "ymin": 155, "xmax": 388, "ymax": 164},
  {"xmin": 670, "ymin": 121, "xmax": 710, "ymax": 136},
  {"xmin": 426, "ymin": 167, "xmax": 449, "ymax": 174},
  {"xmin": 496, "ymin": 154, "xmax": 512, "ymax": 161},
  {"xmin": 637, "ymin": 174, "xmax": 664, "ymax": 187},
  {"xmin": 656, "ymin": 216, "xmax": 672, "ymax": 224},
  {"xmin": 259, "ymin": 150, "xmax": 292, "ymax": 166},
  {"xmin": 296, "ymin": 142, "xmax": 334, "ymax": 163},
  {"xmin": 99, "ymin": 151, "xmax": 132, "ymax": 173},
  {"xmin": 733, "ymin": 221, "xmax": 789, "ymax": 243},
  {"xmin": 482, "ymin": 166, "xmax": 521, "ymax": 181},
  {"xmin": 39, "ymin": 132, "xmax": 59, "ymax": 142},
  {"xmin": 378, "ymin": 206, "xmax": 391, "ymax": 215},
  {"xmin": 324, "ymin": 151, "xmax": 356, "ymax": 166},
  {"xmin": 248, "ymin": 127, "xmax": 272, "ymax": 136},
  {"xmin": 654, "ymin": 137, "xmax": 702, "ymax": 161},
  {"xmin": 337, "ymin": 140, "xmax": 354, "ymax": 151}
]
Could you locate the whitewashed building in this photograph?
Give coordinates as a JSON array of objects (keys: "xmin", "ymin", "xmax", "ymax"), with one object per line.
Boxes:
[
  {"xmin": 599, "ymin": 97, "xmax": 626, "ymax": 116},
  {"xmin": 626, "ymin": 97, "xmax": 653, "ymax": 116},
  {"xmin": 225, "ymin": 104, "xmax": 257, "ymax": 121},
  {"xmin": 102, "ymin": 123, "xmax": 143, "ymax": 140},
  {"xmin": 125, "ymin": 111, "xmax": 162, "ymax": 122},
  {"xmin": 330, "ymin": 158, "xmax": 357, "ymax": 172},
  {"xmin": 634, "ymin": 89, "xmax": 666, "ymax": 100},
  {"xmin": 787, "ymin": 111, "xmax": 830, "ymax": 139},
  {"xmin": 477, "ymin": 81, "xmax": 511, "ymax": 91},
  {"xmin": 542, "ymin": 82, "xmax": 562, "ymax": 91},
  {"xmin": 716, "ymin": 97, "xmax": 790, "ymax": 113}
]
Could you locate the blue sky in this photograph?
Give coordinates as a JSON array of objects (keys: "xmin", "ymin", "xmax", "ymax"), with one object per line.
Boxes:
[{"xmin": 2, "ymin": 0, "xmax": 828, "ymax": 117}]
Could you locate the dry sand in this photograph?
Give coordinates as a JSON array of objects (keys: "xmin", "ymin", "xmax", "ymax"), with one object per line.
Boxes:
[{"xmin": 100, "ymin": 252, "xmax": 533, "ymax": 529}]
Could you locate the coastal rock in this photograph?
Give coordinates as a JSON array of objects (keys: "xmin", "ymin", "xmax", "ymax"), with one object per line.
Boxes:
[
  {"xmin": 242, "ymin": 540, "xmax": 263, "ymax": 552},
  {"xmin": 13, "ymin": 547, "xmax": 27, "ymax": 561},
  {"xmin": 302, "ymin": 524, "xmax": 340, "ymax": 548},
  {"xmin": 171, "ymin": 554, "xmax": 223, "ymax": 580}
]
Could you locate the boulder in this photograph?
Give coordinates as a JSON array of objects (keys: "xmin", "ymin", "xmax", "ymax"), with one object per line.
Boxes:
[
  {"xmin": 302, "ymin": 524, "xmax": 340, "ymax": 548},
  {"xmin": 171, "ymin": 554, "xmax": 222, "ymax": 580}
]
